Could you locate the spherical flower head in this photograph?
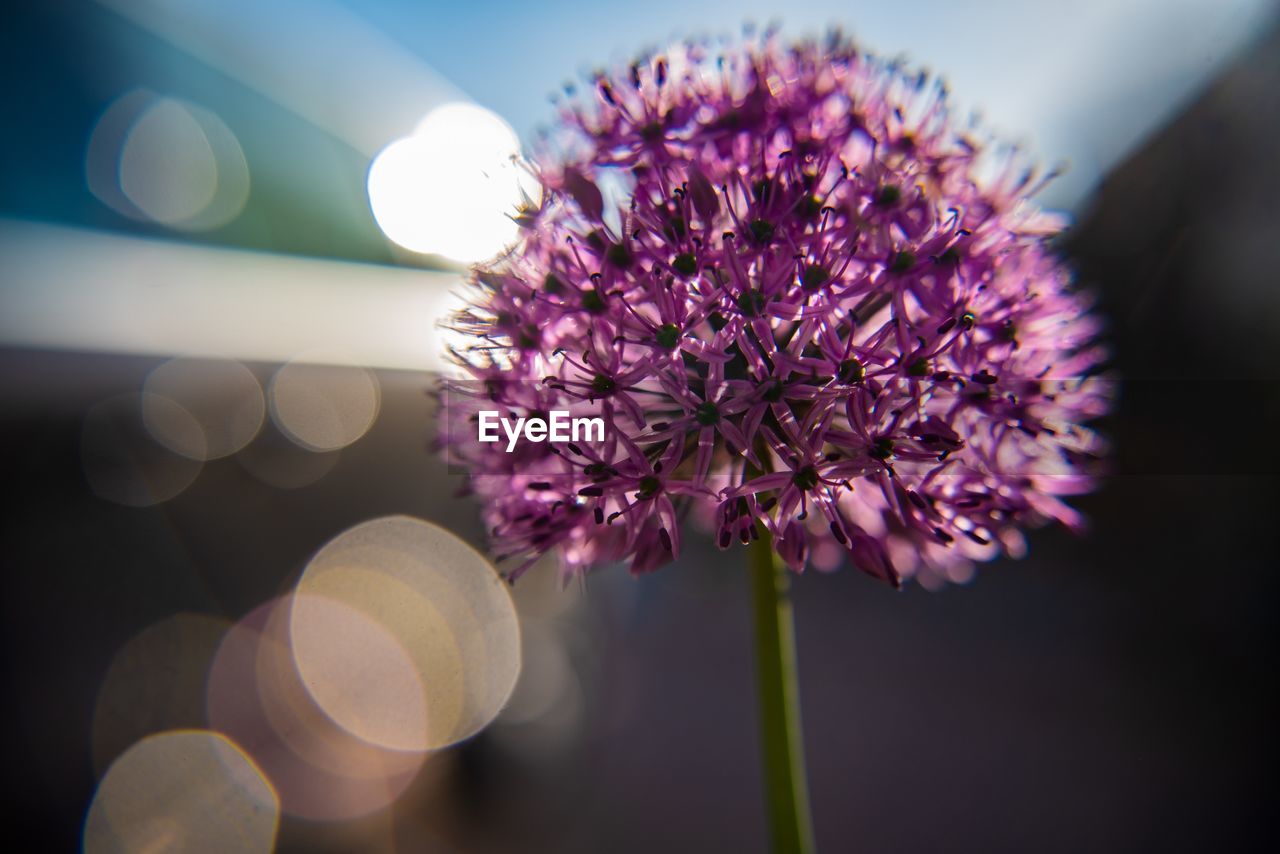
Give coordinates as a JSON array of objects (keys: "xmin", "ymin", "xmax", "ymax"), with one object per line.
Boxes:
[{"xmin": 442, "ymin": 32, "xmax": 1110, "ymax": 588}]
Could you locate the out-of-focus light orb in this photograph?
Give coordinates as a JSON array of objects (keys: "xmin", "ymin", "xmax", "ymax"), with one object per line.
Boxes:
[
  {"xmin": 82, "ymin": 393, "xmax": 203, "ymax": 506},
  {"xmin": 235, "ymin": 419, "xmax": 340, "ymax": 489},
  {"xmin": 291, "ymin": 516, "xmax": 521, "ymax": 751},
  {"xmin": 83, "ymin": 730, "xmax": 278, "ymax": 854},
  {"xmin": 86, "ymin": 89, "xmax": 250, "ymax": 232},
  {"xmin": 289, "ymin": 591, "xmax": 431, "ymax": 753},
  {"xmin": 120, "ymin": 98, "xmax": 218, "ymax": 225},
  {"xmin": 491, "ymin": 623, "xmax": 585, "ymax": 760},
  {"xmin": 91, "ymin": 614, "xmax": 231, "ymax": 777},
  {"xmin": 143, "ymin": 357, "xmax": 265, "ymax": 460},
  {"xmin": 268, "ymin": 360, "xmax": 380, "ymax": 453},
  {"xmin": 85, "ymin": 89, "xmax": 156, "ymax": 219},
  {"xmin": 206, "ymin": 597, "xmax": 425, "ymax": 821},
  {"xmin": 496, "ymin": 623, "xmax": 579, "ymax": 728},
  {"xmin": 366, "ymin": 102, "xmax": 534, "ymax": 263}
]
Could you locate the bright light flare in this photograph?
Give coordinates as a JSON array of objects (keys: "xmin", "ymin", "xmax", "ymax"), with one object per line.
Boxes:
[
  {"xmin": 0, "ymin": 219, "xmax": 463, "ymax": 371},
  {"xmin": 367, "ymin": 102, "xmax": 535, "ymax": 264}
]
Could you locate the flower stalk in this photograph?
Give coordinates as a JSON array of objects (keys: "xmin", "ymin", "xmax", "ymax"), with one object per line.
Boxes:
[{"xmin": 750, "ymin": 531, "xmax": 815, "ymax": 854}]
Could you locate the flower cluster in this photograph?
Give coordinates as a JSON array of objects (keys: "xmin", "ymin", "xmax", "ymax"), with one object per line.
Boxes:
[{"xmin": 442, "ymin": 33, "xmax": 1109, "ymax": 587}]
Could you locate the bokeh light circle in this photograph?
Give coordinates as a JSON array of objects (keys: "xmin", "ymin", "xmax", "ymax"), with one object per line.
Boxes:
[
  {"xmin": 87, "ymin": 90, "xmax": 251, "ymax": 231},
  {"xmin": 268, "ymin": 360, "xmax": 380, "ymax": 452},
  {"xmin": 120, "ymin": 98, "xmax": 218, "ymax": 225},
  {"xmin": 83, "ymin": 730, "xmax": 278, "ymax": 854},
  {"xmin": 291, "ymin": 516, "xmax": 521, "ymax": 751},
  {"xmin": 82, "ymin": 393, "xmax": 203, "ymax": 506},
  {"xmin": 91, "ymin": 614, "xmax": 231, "ymax": 777},
  {"xmin": 206, "ymin": 597, "xmax": 427, "ymax": 821},
  {"xmin": 143, "ymin": 357, "xmax": 265, "ymax": 460},
  {"xmin": 288, "ymin": 590, "xmax": 432, "ymax": 753},
  {"xmin": 235, "ymin": 419, "xmax": 341, "ymax": 489}
]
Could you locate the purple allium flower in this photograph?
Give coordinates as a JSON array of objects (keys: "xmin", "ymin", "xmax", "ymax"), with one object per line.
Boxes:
[{"xmin": 442, "ymin": 32, "xmax": 1110, "ymax": 588}]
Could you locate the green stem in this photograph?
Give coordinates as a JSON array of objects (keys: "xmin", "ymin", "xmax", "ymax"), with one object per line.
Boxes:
[{"xmin": 749, "ymin": 532, "xmax": 816, "ymax": 854}]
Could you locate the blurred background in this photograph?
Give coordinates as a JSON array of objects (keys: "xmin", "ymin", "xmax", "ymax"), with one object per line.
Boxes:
[{"xmin": 2, "ymin": 1, "xmax": 1278, "ymax": 851}]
